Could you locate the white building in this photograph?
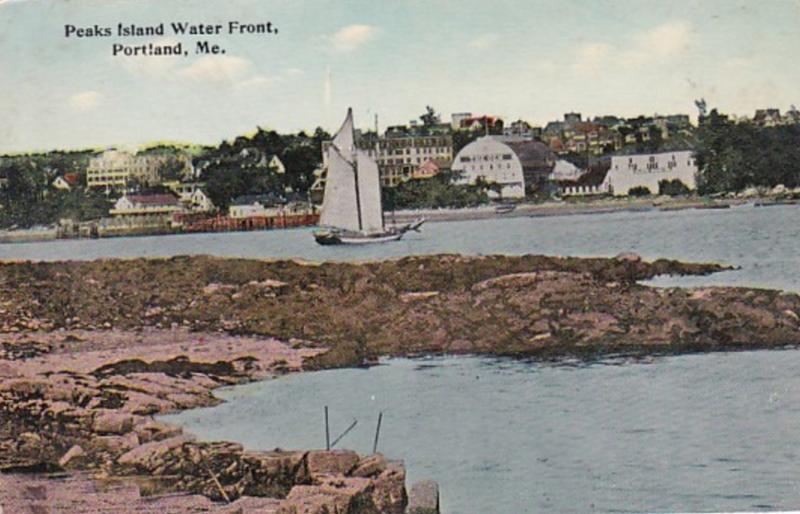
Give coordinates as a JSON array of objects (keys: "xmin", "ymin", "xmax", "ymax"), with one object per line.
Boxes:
[
  {"xmin": 110, "ymin": 194, "xmax": 183, "ymax": 216},
  {"xmin": 228, "ymin": 194, "xmax": 284, "ymax": 218},
  {"xmin": 166, "ymin": 182, "xmax": 215, "ymax": 212},
  {"xmin": 87, "ymin": 150, "xmax": 191, "ymax": 189},
  {"xmin": 604, "ymin": 150, "xmax": 697, "ymax": 196},
  {"xmin": 451, "ymin": 136, "xmax": 526, "ymax": 199}
]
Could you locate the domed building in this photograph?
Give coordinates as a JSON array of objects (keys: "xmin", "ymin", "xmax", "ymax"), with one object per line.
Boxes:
[{"xmin": 451, "ymin": 136, "xmax": 555, "ymax": 199}]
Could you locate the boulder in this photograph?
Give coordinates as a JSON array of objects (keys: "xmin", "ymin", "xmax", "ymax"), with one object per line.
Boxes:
[
  {"xmin": 279, "ymin": 476, "xmax": 374, "ymax": 514},
  {"xmin": 351, "ymin": 453, "xmax": 387, "ymax": 478},
  {"xmin": 132, "ymin": 418, "xmax": 183, "ymax": 443},
  {"xmin": 305, "ymin": 450, "xmax": 359, "ymax": 477},
  {"xmin": 407, "ymin": 480, "xmax": 440, "ymax": 514},
  {"xmin": 371, "ymin": 460, "xmax": 407, "ymax": 514},
  {"xmin": 93, "ymin": 410, "xmax": 135, "ymax": 434},
  {"xmin": 243, "ymin": 450, "xmax": 308, "ymax": 496},
  {"xmin": 117, "ymin": 434, "xmax": 194, "ymax": 469},
  {"xmin": 94, "ymin": 432, "xmax": 140, "ymax": 455},
  {"xmin": 58, "ymin": 445, "xmax": 85, "ymax": 468}
]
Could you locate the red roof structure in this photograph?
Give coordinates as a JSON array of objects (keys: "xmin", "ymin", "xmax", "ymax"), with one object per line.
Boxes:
[{"xmin": 127, "ymin": 194, "xmax": 180, "ymax": 207}]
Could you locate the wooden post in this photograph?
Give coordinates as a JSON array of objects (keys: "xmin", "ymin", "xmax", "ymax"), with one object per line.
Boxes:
[
  {"xmin": 372, "ymin": 411, "xmax": 383, "ymax": 454},
  {"xmin": 330, "ymin": 419, "xmax": 358, "ymax": 449},
  {"xmin": 325, "ymin": 406, "xmax": 330, "ymax": 451}
]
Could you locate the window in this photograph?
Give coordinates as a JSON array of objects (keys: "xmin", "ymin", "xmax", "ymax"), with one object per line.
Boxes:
[
  {"xmin": 502, "ymin": 154, "xmax": 513, "ymax": 160},
  {"xmin": 460, "ymin": 156, "xmax": 471, "ymax": 162}
]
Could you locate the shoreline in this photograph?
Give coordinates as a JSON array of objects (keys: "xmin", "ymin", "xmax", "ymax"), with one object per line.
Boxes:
[
  {"xmin": 3, "ymin": 196, "xmax": 797, "ymax": 245},
  {"xmin": 2, "ymin": 253, "xmax": 800, "ymax": 512},
  {"xmin": 0, "ymin": 328, "xmax": 411, "ymax": 513}
]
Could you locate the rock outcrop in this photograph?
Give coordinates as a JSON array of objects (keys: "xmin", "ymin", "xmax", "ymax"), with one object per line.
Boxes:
[{"xmin": 2, "ymin": 253, "xmax": 797, "ymax": 513}]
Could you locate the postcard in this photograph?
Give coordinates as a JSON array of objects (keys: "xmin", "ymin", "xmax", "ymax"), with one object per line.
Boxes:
[{"xmin": 1, "ymin": 1, "xmax": 800, "ymax": 513}]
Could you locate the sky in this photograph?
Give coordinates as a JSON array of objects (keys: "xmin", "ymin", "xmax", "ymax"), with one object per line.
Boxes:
[{"xmin": 0, "ymin": 0, "xmax": 799, "ymax": 153}]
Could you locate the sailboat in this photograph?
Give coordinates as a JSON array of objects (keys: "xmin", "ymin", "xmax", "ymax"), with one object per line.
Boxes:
[{"xmin": 314, "ymin": 108, "xmax": 424, "ymax": 245}]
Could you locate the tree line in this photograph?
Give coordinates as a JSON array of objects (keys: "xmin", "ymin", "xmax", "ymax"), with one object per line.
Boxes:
[{"xmin": 694, "ymin": 110, "xmax": 800, "ymax": 194}]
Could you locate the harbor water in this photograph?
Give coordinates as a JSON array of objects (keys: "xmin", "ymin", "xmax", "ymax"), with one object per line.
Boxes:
[{"xmin": 162, "ymin": 351, "xmax": 800, "ymax": 513}]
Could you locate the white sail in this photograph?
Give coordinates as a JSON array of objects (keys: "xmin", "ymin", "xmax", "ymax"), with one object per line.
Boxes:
[
  {"xmin": 320, "ymin": 109, "xmax": 361, "ymax": 232},
  {"xmin": 355, "ymin": 149, "xmax": 384, "ymax": 233}
]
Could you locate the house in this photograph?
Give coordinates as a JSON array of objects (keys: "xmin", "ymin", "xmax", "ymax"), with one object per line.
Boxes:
[
  {"xmin": 412, "ymin": 160, "xmax": 440, "ymax": 180},
  {"xmin": 267, "ymin": 155, "xmax": 285, "ymax": 174},
  {"xmin": 228, "ymin": 193, "xmax": 286, "ymax": 219},
  {"xmin": 51, "ymin": 176, "xmax": 72, "ymax": 191},
  {"xmin": 604, "ymin": 151, "xmax": 697, "ymax": 196},
  {"xmin": 451, "ymin": 136, "xmax": 555, "ymax": 199},
  {"xmin": 165, "ymin": 182, "xmax": 215, "ymax": 212},
  {"xmin": 459, "ymin": 115, "xmax": 504, "ymax": 133},
  {"xmin": 559, "ymin": 162, "xmax": 612, "ymax": 197},
  {"xmin": 503, "ymin": 120, "xmax": 540, "ymax": 139},
  {"xmin": 753, "ymin": 109, "xmax": 782, "ymax": 126},
  {"xmin": 550, "ymin": 160, "xmax": 584, "ymax": 182},
  {"xmin": 238, "ymin": 149, "xmax": 286, "ymax": 174},
  {"xmin": 187, "ymin": 189, "xmax": 214, "ymax": 212},
  {"xmin": 451, "ymin": 112, "xmax": 472, "ymax": 130},
  {"xmin": 110, "ymin": 194, "xmax": 182, "ymax": 216}
]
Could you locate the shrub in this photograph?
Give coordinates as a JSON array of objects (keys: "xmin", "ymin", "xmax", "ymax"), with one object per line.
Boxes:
[
  {"xmin": 627, "ymin": 186, "xmax": 652, "ymax": 197},
  {"xmin": 658, "ymin": 179, "xmax": 691, "ymax": 196}
]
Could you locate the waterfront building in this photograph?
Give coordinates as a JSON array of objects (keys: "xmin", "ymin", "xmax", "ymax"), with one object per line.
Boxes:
[
  {"xmin": 110, "ymin": 194, "xmax": 182, "ymax": 216},
  {"xmin": 451, "ymin": 136, "xmax": 555, "ymax": 198},
  {"xmin": 559, "ymin": 163, "xmax": 612, "ymax": 197},
  {"xmin": 228, "ymin": 193, "xmax": 285, "ymax": 218},
  {"xmin": 604, "ymin": 150, "xmax": 697, "ymax": 196}
]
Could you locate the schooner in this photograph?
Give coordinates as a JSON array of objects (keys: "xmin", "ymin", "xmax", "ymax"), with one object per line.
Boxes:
[{"xmin": 314, "ymin": 108, "xmax": 424, "ymax": 245}]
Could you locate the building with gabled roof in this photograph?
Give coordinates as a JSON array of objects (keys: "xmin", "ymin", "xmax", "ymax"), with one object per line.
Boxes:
[{"xmin": 110, "ymin": 194, "xmax": 182, "ymax": 216}]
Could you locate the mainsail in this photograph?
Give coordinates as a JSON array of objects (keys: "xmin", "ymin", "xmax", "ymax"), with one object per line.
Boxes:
[
  {"xmin": 319, "ymin": 108, "xmax": 385, "ymax": 234},
  {"xmin": 355, "ymin": 150, "xmax": 384, "ymax": 233}
]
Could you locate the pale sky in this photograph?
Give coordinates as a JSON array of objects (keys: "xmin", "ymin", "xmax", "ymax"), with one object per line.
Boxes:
[{"xmin": 1, "ymin": 0, "xmax": 799, "ymax": 153}]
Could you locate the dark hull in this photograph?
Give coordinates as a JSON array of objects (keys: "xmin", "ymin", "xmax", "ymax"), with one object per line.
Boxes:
[{"xmin": 314, "ymin": 230, "xmax": 405, "ymax": 245}]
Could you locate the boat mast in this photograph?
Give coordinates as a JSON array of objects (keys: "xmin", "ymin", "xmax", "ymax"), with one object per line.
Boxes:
[{"xmin": 375, "ymin": 113, "xmax": 386, "ymax": 229}]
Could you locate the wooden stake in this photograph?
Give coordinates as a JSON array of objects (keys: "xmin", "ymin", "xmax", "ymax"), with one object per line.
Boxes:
[
  {"xmin": 330, "ymin": 419, "xmax": 358, "ymax": 449},
  {"xmin": 372, "ymin": 411, "xmax": 383, "ymax": 454},
  {"xmin": 325, "ymin": 406, "xmax": 330, "ymax": 451}
]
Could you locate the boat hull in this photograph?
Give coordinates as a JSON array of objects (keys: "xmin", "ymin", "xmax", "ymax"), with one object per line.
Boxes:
[{"xmin": 314, "ymin": 230, "xmax": 405, "ymax": 245}]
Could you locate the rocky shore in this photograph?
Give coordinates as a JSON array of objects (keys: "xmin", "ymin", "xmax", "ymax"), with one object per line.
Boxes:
[{"xmin": 2, "ymin": 253, "xmax": 800, "ymax": 513}]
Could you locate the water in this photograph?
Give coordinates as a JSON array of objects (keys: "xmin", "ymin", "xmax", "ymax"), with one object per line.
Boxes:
[
  {"xmin": 162, "ymin": 352, "xmax": 800, "ymax": 513},
  {"xmin": 2, "ymin": 204, "xmax": 800, "ymax": 291}
]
